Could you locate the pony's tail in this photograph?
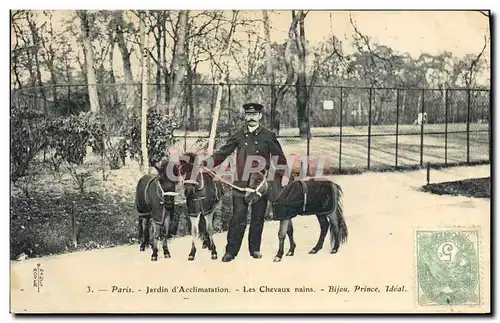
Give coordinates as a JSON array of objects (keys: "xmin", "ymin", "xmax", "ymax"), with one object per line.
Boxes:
[{"xmin": 334, "ymin": 183, "xmax": 348, "ymax": 245}]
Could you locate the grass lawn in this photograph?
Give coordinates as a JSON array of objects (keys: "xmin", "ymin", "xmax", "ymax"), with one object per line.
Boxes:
[{"xmin": 421, "ymin": 177, "xmax": 490, "ymax": 199}]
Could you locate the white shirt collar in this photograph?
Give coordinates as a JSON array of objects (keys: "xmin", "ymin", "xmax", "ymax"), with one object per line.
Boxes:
[{"xmin": 247, "ymin": 124, "xmax": 259, "ymax": 133}]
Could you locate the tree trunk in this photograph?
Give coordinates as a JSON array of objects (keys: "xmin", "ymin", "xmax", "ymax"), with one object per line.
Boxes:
[
  {"xmin": 162, "ymin": 19, "xmax": 169, "ymax": 110},
  {"xmin": 114, "ymin": 11, "xmax": 135, "ymax": 114},
  {"xmin": 139, "ymin": 11, "xmax": 149, "ymax": 171},
  {"xmin": 275, "ymin": 12, "xmax": 300, "ymax": 129},
  {"xmin": 187, "ymin": 65, "xmax": 196, "ymax": 130},
  {"xmin": 77, "ymin": 10, "xmax": 100, "ymax": 113},
  {"xmin": 262, "ymin": 10, "xmax": 277, "ymax": 133},
  {"xmin": 295, "ymin": 11, "xmax": 308, "ymax": 137},
  {"xmin": 108, "ymin": 38, "xmax": 118, "ymax": 106},
  {"xmin": 167, "ymin": 10, "xmax": 189, "ymax": 117},
  {"xmin": 27, "ymin": 15, "xmax": 47, "ymax": 115},
  {"xmin": 155, "ymin": 12, "xmax": 163, "ymax": 107}
]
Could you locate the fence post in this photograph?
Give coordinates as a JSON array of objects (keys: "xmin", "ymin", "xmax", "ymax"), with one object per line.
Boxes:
[
  {"xmin": 269, "ymin": 84, "xmax": 274, "ymax": 131},
  {"xmin": 426, "ymin": 162, "xmax": 431, "ymax": 185},
  {"xmin": 420, "ymin": 89, "xmax": 425, "ymax": 166},
  {"xmin": 67, "ymin": 84, "xmax": 71, "ymax": 115},
  {"xmin": 71, "ymin": 201, "xmax": 77, "ymax": 249},
  {"xmin": 306, "ymin": 107, "xmax": 311, "ymax": 176},
  {"xmin": 339, "ymin": 87, "xmax": 343, "ymax": 172},
  {"xmin": 228, "ymin": 84, "xmax": 232, "ymax": 126},
  {"xmin": 445, "ymin": 89, "xmax": 448, "ymax": 165},
  {"xmin": 183, "ymin": 113, "xmax": 188, "ymax": 153},
  {"xmin": 395, "ymin": 89, "xmax": 400, "ymax": 168},
  {"xmin": 467, "ymin": 89, "xmax": 471, "ymax": 163},
  {"xmin": 489, "ymin": 89, "xmax": 492, "ymax": 163},
  {"xmin": 368, "ymin": 88, "xmax": 372, "ymax": 170}
]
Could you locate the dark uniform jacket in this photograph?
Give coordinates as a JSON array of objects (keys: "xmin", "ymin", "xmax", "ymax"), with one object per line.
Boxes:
[{"xmin": 208, "ymin": 125, "xmax": 288, "ymax": 184}]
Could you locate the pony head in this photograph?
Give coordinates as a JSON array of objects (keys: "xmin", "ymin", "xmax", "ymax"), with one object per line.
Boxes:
[
  {"xmin": 178, "ymin": 152, "xmax": 205, "ymax": 196},
  {"xmin": 153, "ymin": 156, "xmax": 182, "ymax": 199}
]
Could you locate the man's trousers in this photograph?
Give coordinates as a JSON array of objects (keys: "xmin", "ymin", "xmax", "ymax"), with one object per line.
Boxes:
[{"xmin": 225, "ymin": 186, "xmax": 268, "ymax": 257}]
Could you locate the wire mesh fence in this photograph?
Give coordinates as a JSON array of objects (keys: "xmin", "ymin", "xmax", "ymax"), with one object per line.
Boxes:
[{"xmin": 13, "ymin": 83, "xmax": 490, "ymax": 174}]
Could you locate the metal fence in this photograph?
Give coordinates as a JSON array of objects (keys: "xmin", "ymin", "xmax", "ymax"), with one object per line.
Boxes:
[{"xmin": 13, "ymin": 83, "xmax": 491, "ymax": 174}]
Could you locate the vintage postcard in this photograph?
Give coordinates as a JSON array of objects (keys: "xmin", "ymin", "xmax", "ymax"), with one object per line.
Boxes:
[{"xmin": 9, "ymin": 8, "xmax": 491, "ymax": 314}]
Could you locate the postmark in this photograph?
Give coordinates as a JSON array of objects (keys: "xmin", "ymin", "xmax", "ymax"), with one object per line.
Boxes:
[{"xmin": 416, "ymin": 229, "xmax": 480, "ymax": 306}]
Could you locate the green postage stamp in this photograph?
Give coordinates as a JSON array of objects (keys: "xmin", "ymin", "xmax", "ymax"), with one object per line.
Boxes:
[{"xmin": 416, "ymin": 229, "xmax": 481, "ymax": 307}]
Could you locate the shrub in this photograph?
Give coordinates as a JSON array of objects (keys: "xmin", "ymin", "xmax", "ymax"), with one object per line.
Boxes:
[{"xmin": 124, "ymin": 111, "xmax": 180, "ymax": 166}]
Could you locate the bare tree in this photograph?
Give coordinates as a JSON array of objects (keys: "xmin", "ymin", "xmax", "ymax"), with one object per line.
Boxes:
[
  {"xmin": 274, "ymin": 12, "xmax": 301, "ymax": 133},
  {"xmin": 294, "ymin": 10, "xmax": 308, "ymax": 137},
  {"xmin": 113, "ymin": 11, "xmax": 136, "ymax": 113},
  {"xmin": 139, "ymin": 10, "xmax": 149, "ymax": 171},
  {"xmin": 77, "ymin": 10, "xmax": 100, "ymax": 113},
  {"xmin": 262, "ymin": 10, "xmax": 278, "ymax": 132},
  {"xmin": 166, "ymin": 10, "xmax": 189, "ymax": 116}
]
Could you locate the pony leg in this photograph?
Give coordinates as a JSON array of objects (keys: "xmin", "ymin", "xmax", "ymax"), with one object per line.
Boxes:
[
  {"xmin": 205, "ymin": 211, "xmax": 218, "ymax": 260},
  {"xmin": 138, "ymin": 217, "xmax": 146, "ymax": 251},
  {"xmin": 141, "ymin": 217, "xmax": 151, "ymax": 251},
  {"xmin": 188, "ymin": 216, "xmax": 199, "ymax": 261},
  {"xmin": 274, "ymin": 218, "xmax": 290, "ymax": 262},
  {"xmin": 162, "ymin": 214, "xmax": 171, "ymax": 258},
  {"xmin": 327, "ymin": 211, "xmax": 340, "ymax": 253},
  {"xmin": 309, "ymin": 214, "xmax": 329, "ymax": 254},
  {"xmin": 150, "ymin": 222, "xmax": 160, "ymax": 261},
  {"xmin": 285, "ymin": 219, "xmax": 296, "ymax": 256}
]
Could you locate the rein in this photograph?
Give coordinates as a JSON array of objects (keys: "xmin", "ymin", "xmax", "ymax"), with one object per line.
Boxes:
[{"xmin": 201, "ymin": 166, "xmax": 264, "ymax": 196}]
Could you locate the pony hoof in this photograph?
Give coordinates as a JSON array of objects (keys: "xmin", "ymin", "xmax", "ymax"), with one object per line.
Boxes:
[
  {"xmin": 188, "ymin": 256, "xmax": 195, "ymax": 261},
  {"xmin": 151, "ymin": 256, "xmax": 158, "ymax": 261},
  {"xmin": 309, "ymin": 249, "xmax": 319, "ymax": 254},
  {"xmin": 286, "ymin": 251, "xmax": 294, "ymax": 256},
  {"xmin": 140, "ymin": 246, "xmax": 145, "ymax": 252},
  {"xmin": 330, "ymin": 249, "xmax": 338, "ymax": 254},
  {"xmin": 211, "ymin": 254, "xmax": 218, "ymax": 260},
  {"xmin": 273, "ymin": 257, "xmax": 282, "ymax": 262},
  {"xmin": 164, "ymin": 253, "xmax": 171, "ymax": 258}
]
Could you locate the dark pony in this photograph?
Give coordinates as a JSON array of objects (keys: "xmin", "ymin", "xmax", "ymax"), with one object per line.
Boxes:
[
  {"xmin": 178, "ymin": 152, "xmax": 225, "ymax": 261},
  {"xmin": 135, "ymin": 157, "xmax": 182, "ymax": 261},
  {"xmin": 245, "ymin": 172, "xmax": 348, "ymax": 262}
]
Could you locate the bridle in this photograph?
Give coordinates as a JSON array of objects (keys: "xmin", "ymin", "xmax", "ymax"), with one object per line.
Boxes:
[
  {"xmin": 155, "ymin": 176, "xmax": 180, "ymax": 204},
  {"xmin": 180, "ymin": 163, "xmax": 205, "ymax": 191}
]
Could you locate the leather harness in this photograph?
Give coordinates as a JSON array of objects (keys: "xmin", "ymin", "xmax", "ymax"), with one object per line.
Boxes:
[
  {"xmin": 136, "ymin": 176, "xmax": 174, "ymax": 222},
  {"xmin": 299, "ymin": 180, "xmax": 308, "ymax": 213}
]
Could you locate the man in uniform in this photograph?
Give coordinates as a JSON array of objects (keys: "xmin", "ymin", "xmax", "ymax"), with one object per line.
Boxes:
[{"xmin": 203, "ymin": 102, "xmax": 289, "ymax": 262}]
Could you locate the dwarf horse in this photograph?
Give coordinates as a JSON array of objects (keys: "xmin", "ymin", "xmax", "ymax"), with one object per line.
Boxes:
[
  {"xmin": 245, "ymin": 171, "xmax": 348, "ymax": 262},
  {"xmin": 135, "ymin": 159, "xmax": 181, "ymax": 261},
  {"xmin": 178, "ymin": 153, "xmax": 225, "ymax": 261}
]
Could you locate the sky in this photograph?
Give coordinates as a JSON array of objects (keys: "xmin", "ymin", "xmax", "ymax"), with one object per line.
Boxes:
[
  {"xmin": 13, "ymin": 10, "xmax": 491, "ymax": 85},
  {"xmin": 267, "ymin": 11, "xmax": 489, "ymax": 59}
]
